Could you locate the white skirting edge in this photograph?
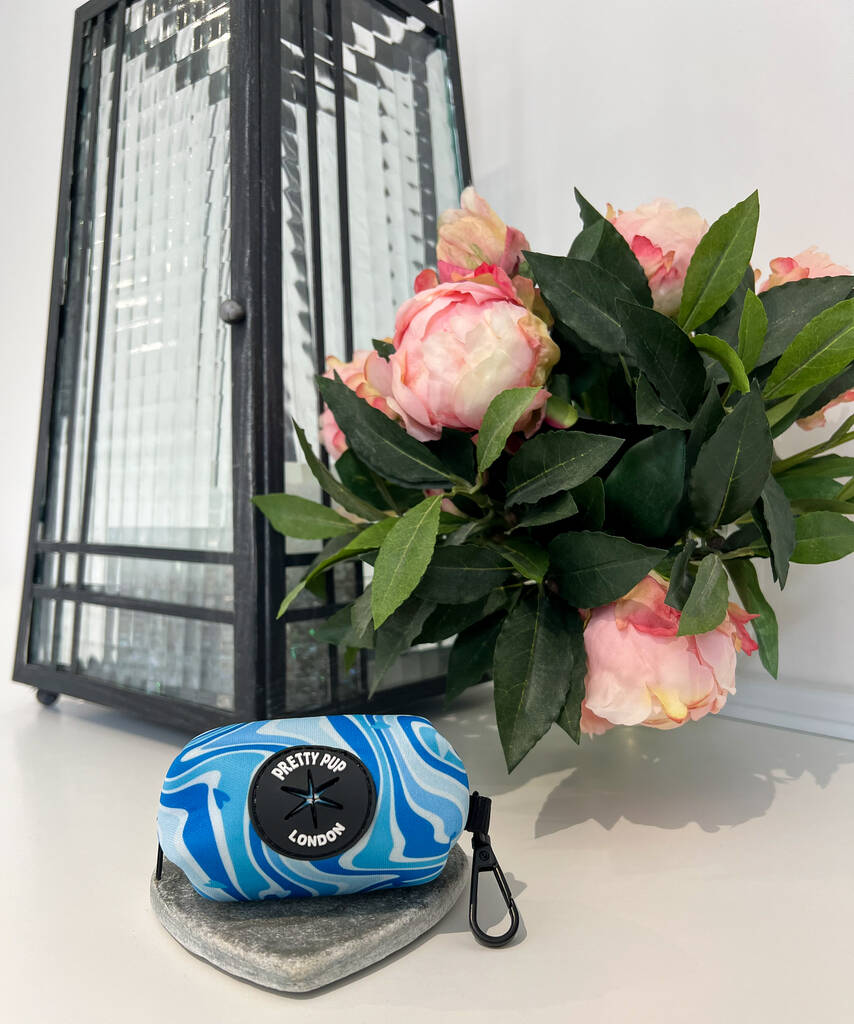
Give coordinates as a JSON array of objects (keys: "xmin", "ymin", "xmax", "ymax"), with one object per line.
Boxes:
[{"xmin": 721, "ymin": 670, "xmax": 854, "ymax": 741}]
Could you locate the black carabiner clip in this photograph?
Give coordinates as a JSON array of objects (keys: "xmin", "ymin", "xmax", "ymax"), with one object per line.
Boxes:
[{"xmin": 465, "ymin": 793, "xmax": 520, "ymax": 947}]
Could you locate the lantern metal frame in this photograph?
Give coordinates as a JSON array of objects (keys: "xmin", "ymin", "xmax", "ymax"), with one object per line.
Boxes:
[{"xmin": 14, "ymin": 0, "xmax": 471, "ymax": 731}]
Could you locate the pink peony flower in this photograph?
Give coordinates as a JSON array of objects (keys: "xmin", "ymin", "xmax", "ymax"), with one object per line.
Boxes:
[
  {"xmin": 579, "ymin": 574, "xmax": 758, "ymax": 736},
  {"xmin": 757, "ymin": 246, "xmax": 851, "ymax": 292},
  {"xmin": 387, "ymin": 264, "xmax": 559, "ymax": 442},
  {"xmin": 607, "ymin": 199, "xmax": 708, "ymax": 317},
  {"xmin": 437, "ymin": 188, "xmax": 530, "ymax": 282},
  {"xmin": 319, "ymin": 349, "xmax": 396, "ymax": 459}
]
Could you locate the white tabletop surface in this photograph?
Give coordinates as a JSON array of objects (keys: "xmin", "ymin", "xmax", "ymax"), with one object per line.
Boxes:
[{"xmin": 3, "ymin": 677, "xmax": 854, "ymax": 1024}]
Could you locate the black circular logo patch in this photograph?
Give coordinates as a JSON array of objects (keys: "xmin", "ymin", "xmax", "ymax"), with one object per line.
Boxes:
[{"xmin": 248, "ymin": 745, "xmax": 376, "ymax": 860}]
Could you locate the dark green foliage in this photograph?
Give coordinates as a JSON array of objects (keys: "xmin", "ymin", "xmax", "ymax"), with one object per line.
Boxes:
[
  {"xmin": 548, "ymin": 530, "xmax": 665, "ymax": 607},
  {"xmin": 689, "ymin": 385, "xmax": 772, "ymax": 528},
  {"xmin": 604, "ymin": 429, "xmax": 687, "ymax": 542}
]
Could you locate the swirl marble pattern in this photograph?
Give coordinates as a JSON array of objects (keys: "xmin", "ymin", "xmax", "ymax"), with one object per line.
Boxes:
[{"xmin": 157, "ymin": 715, "xmax": 470, "ymax": 901}]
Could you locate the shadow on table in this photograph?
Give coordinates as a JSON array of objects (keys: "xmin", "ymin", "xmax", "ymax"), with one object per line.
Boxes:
[{"xmin": 436, "ymin": 686, "xmax": 854, "ymax": 835}]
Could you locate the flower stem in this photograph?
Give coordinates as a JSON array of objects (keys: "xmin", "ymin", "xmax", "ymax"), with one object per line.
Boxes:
[
  {"xmin": 771, "ymin": 414, "xmax": 854, "ymax": 474},
  {"xmin": 720, "ymin": 547, "xmax": 768, "ymax": 560}
]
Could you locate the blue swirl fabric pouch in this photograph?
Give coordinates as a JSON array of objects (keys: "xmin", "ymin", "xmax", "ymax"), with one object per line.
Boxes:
[{"xmin": 156, "ymin": 714, "xmax": 519, "ymax": 945}]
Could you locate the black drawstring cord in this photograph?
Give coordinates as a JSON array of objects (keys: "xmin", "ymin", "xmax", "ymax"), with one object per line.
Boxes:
[{"xmin": 465, "ymin": 792, "xmax": 520, "ymax": 947}]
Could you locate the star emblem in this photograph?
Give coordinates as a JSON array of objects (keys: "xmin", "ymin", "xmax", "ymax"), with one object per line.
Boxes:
[{"xmin": 281, "ymin": 769, "xmax": 343, "ymax": 830}]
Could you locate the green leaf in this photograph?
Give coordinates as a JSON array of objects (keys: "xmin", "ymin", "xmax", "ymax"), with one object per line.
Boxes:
[
  {"xmin": 515, "ymin": 490, "xmax": 578, "ymax": 529},
  {"xmin": 318, "ymin": 374, "xmax": 452, "ymax": 488},
  {"xmin": 571, "ymin": 476, "xmax": 606, "ymax": 530},
  {"xmin": 477, "ymin": 387, "xmax": 541, "ymax": 472},
  {"xmin": 347, "ymin": 588, "xmax": 376, "ymax": 649},
  {"xmin": 778, "ymin": 455, "xmax": 854, "ymax": 480},
  {"xmin": 335, "ymin": 449, "xmax": 388, "ymax": 509},
  {"xmin": 635, "ymin": 374, "xmax": 691, "ymax": 429},
  {"xmin": 755, "ymin": 475, "xmax": 795, "ymax": 587},
  {"xmin": 791, "ymin": 511, "xmax": 854, "ymax": 564},
  {"xmin": 371, "ymin": 597, "xmax": 436, "ymax": 694},
  {"xmin": 757, "ymin": 275, "xmax": 854, "ymax": 365},
  {"xmin": 311, "ymin": 604, "xmax": 357, "ymax": 647},
  {"xmin": 686, "ymin": 387, "xmax": 725, "ymax": 469},
  {"xmin": 618, "ymin": 303, "xmax": 708, "ymax": 421},
  {"xmin": 372, "ymin": 338, "xmax": 395, "ymax": 359},
  {"xmin": 697, "ymin": 265, "xmax": 756, "ymax": 345},
  {"xmin": 690, "ymin": 385, "xmax": 772, "ymax": 528},
  {"xmin": 426, "ymin": 429, "xmax": 477, "ymax": 485},
  {"xmin": 714, "ymin": 277, "xmax": 854, "ymax": 373},
  {"xmin": 553, "ymin": 610, "xmax": 588, "ymax": 745},
  {"xmin": 371, "ymin": 495, "xmax": 443, "ymax": 628},
  {"xmin": 571, "ymin": 190, "xmax": 653, "ymax": 306},
  {"xmin": 252, "ymin": 493, "xmax": 355, "ymax": 539},
  {"xmin": 493, "ymin": 589, "xmax": 577, "ymax": 771},
  {"xmin": 677, "ymin": 554, "xmax": 728, "ymax": 635},
  {"xmin": 445, "ymin": 612, "xmax": 505, "ymax": 703},
  {"xmin": 495, "ymin": 538, "xmax": 549, "ymax": 583},
  {"xmin": 335, "ymin": 448, "xmax": 420, "ymax": 514},
  {"xmin": 789, "ymin": 498, "xmax": 854, "ymax": 514},
  {"xmin": 763, "ymin": 298, "xmax": 854, "ymax": 400},
  {"xmin": 779, "ymin": 475, "xmax": 843, "ymax": 502},
  {"xmin": 678, "ymin": 191, "xmax": 760, "ymax": 333},
  {"xmin": 574, "ymin": 187, "xmax": 603, "ymax": 229},
  {"xmin": 549, "ymin": 372, "xmax": 572, "ymax": 402},
  {"xmin": 415, "ymin": 598, "xmax": 489, "ymax": 644},
  {"xmin": 276, "ymin": 519, "xmax": 395, "ymax": 617},
  {"xmin": 438, "ymin": 510, "xmax": 470, "ymax": 533},
  {"xmin": 293, "ymin": 421, "xmax": 387, "ymax": 521},
  {"xmin": 738, "ymin": 289, "xmax": 767, "ymax": 373},
  {"xmin": 770, "ymin": 366, "xmax": 854, "ymax": 435},
  {"xmin": 722, "ymin": 523, "xmax": 766, "ymax": 554},
  {"xmin": 692, "ymin": 333, "xmax": 750, "ymax": 393},
  {"xmin": 604, "ymin": 429, "xmax": 686, "ymax": 542},
  {"xmin": 314, "ymin": 588, "xmax": 376, "ymax": 649},
  {"xmin": 766, "ymin": 393, "xmax": 805, "ymax": 434},
  {"xmin": 726, "ymin": 559, "xmax": 779, "ymax": 677},
  {"xmin": 568, "ymin": 219, "xmax": 603, "ymax": 260},
  {"xmin": 416, "ymin": 545, "xmax": 512, "ymax": 604},
  {"xmin": 483, "ymin": 583, "xmax": 524, "ymax": 619},
  {"xmin": 524, "ymin": 251, "xmax": 635, "ymax": 355},
  {"xmin": 548, "ymin": 530, "xmax": 666, "ymax": 607},
  {"xmin": 282, "ymin": 534, "xmax": 354, "ymax": 613},
  {"xmin": 665, "ymin": 538, "xmax": 698, "ymax": 611},
  {"xmin": 505, "ymin": 430, "xmax": 623, "ymax": 507}
]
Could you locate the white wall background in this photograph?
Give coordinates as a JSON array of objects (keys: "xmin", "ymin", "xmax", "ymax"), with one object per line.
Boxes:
[{"xmin": 1, "ymin": 0, "xmax": 852, "ymax": 732}]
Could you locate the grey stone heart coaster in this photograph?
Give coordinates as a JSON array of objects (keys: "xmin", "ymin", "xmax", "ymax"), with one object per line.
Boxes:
[{"xmin": 150, "ymin": 844, "xmax": 469, "ymax": 993}]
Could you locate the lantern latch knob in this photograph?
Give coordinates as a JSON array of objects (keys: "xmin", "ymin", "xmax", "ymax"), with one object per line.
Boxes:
[{"xmin": 219, "ymin": 298, "xmax": 246, "ymax": 323}]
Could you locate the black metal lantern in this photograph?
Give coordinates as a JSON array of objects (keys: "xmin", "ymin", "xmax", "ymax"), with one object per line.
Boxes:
[{"xmin": 15, "ymin": 0, "xmax": 470, "ymax": 730}]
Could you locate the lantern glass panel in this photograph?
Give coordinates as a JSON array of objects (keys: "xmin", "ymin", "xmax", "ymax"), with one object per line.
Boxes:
[
  {"xmin": 78, "ymin": 555, "xmax": 234, "ymax": 611},
  {"xmin": 23, "ymin": 0, "xmax": 237, "ymax": 713},
  {"xmin": 41, "ymin": 15, "xmax": 118, "ymax": 546},
  {"xmin": 88, "ymin": 0, "xmax": 233, "ymax": 554},
  {"xmin": 280, "ymin": 0, "xmax": 464, "ymax": 455},
  {"xmin": 75, "ymin": 603, "xmax": 234, "ymax": 708},
  {"xmin": 17, "ymin": 0, "xmax": 469, "ymax": 725},
  {"xmin": 278, "ymin": 0, "xmax": 461, "ymax": 697}
]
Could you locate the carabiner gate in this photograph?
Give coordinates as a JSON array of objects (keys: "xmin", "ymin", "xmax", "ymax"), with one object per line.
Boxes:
[{"xmin": 465, "ymin": 793, "xmax": 520, "ymax": 947}]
